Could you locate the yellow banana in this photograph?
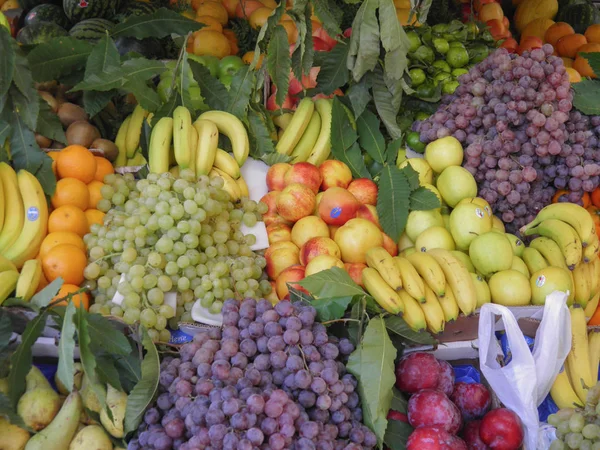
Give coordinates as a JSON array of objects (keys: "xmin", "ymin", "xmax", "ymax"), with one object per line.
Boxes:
[
  {"xmin": 0, "ymin": 164, "xmax": 4, "ymax": 234},
  {"xmin": 0, "ymin": 254, "xmax": 17, "ymax": 273},
  {"xmin": 573, "ymin": 262, "xmax": 591, "ymax": 307},
  {"xmin": 470, "ymin": 273, "xmax": 492, "ymax": 308},
  {"xmin": 0, "ymin": 270, "xmax": 18, "ymax": 305},
  {"xmin": 125, "ymin": 105, "xmax": 148, "ymax": 158},
  {"xmin": 210, "ymin": 168, "xmax": 242, "ymax": 201},
  {"xmin": 365, "ymin": 247, "xmax": 402, "ymax": 291},
  {"xmin": 529, "ymin": 237, "xmax": 568, "ymax": 270},
  {"xmin": 520, "ymin": 202, "xmax": 596, "ymax": 249},
  {"xmin": 405, "ymin": 251, "xmax": 446, "ymax": 298},
  {"xmin": 127, "ymin": 152, "xmax": 146, "ymax": 166},
  {"xmin": 397, "ymin": 289, "xmax": 427, "ymax": 332},
  {"xmin": 276, "ymin": 98, "xmax": 315, "ymax": 155},
  {"xmin": 290, "ymin": 110, "xmax": 321, "ymax": 163},
  {"xmin": 306, "ymin": 98, "xmax": 333, "ymax": 166},
  {"xmin": 361, "ymin": 267, "xmax": 404, "ymax": 314},
  {"xmin": 3, "ymin": 171, "xmax": 49, "ymax": 268},
  {"xmin": 16, "ymin": 259, "xmax": 42, "ymax": 301},
  {"xmin": 394, "ymin": 256, "xmax": 426, "ymax": 302},
  {"xmin": 589, "ymin": 329, "xmax": 600, "ymax": 382},
  {"xmin": 522, "ymin": 247, "xmax": 549, "ymax": 274},
  {"xmin": 550, "ymin": 366, "xmax": 584, "ymax": 410},
  {"xmin": 188, "ymin": 123, "xmax": 198, "ymax": 174},
  {"xmin": 567, "ymin": 305, "xmax": 595, "ymax": 403},
  {"xmin": 427, "ymin": 248, "xmax": 477, "ymax": 315},
  {"xmin": 213, "ymin": 149, "xmax": 241, "ymax": 179},
  {"xmin": 0, "ymin": 163, "xmax": 24, "ymax": 252},
  {"xmin": 420, "ymin": 285, "xmax": 446, "ymax": 334},
  {"xmin": 585, "ymin": 292, "xmax": 600, "ymax": 318},
  {"xmin": 173, "ymin": 106, "xmax": 193, "ymax": 169},
  {"xmin": 169, "ymin": 165, "xmax": 180, "ymax": 178},
  {"xmin": 522, "ymin": 219, "xmax": 582, "ymax": 270},
  {"xmin": 236, "ymin": 176, "xmax": 249, "ymax": 198},
  {"xmin": 583, "ymin": 233, "xmax": 599, "ymax": 263},
  {"xmin": 148, "ymin": 117, "xmax": 174, "ymax": 174},
  {"xmin": 194, "ymin": 119, "xmax": 219, "ymax": 176},
  {"xmin": 272, "ymin": 113, "xmax": 294, "ymax": 130},
  {"xmin": 196, "ymin": 111, "xmax": 250, "ymax": 166},
  {"xmin": 589, "ymin": 257, "xmax": 600, "ymax": 299},
  {"xmin": 437, "ymin": 283, "xmax": 459, "ymax": 322},
  {"xmin": 114, "ymin": 115, "xmax": 130, "ymax": 168}
]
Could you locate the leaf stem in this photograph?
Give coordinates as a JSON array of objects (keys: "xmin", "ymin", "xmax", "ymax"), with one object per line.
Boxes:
[{"xmin": 322, "ymin": 318, "xmax": 360, "ymax": 325}]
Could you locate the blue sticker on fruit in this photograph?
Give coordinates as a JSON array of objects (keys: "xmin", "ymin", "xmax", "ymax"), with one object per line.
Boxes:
[
  {"xmin": 330, "ymin": 207, "xmax": 342, "ymax": 219},
  {"xmin": 26, "ymin": 207, "xmax": 39, "ymax": 222},
  {"xmin": 169, "ymin": 328, "xmax": 194, "ymax": 345}
]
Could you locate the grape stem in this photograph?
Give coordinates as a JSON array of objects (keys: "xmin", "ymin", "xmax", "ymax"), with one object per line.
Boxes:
[
  {"xmin": 92, "ymin": 252, "xmax": 123, "ymax": 264},
  {"xmin": 321, "ymin": 318, "xmax": 361, "ymax": 325}
]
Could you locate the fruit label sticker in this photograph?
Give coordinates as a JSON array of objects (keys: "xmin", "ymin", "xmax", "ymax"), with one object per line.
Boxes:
[
  {"xmin": 330, "ymin": 207, "xmax": 342, "ymax": 219},
  {"xmin": 536, "ymin": 275, "xmax": 546, "ymax": 288},
  {"xmin": 475, "ymin": 208, "xmax": 484, "ymax": 219},
  {"xmin": 79, "ymin": 0, "xmax": 88, "ymax": 7},
  {"xmin": 29, "ymin": 12, "xmax": 36, "ymax": 18},
  {"xmin": 484, "ymin": 206, "xmax": 491, "ymax": 216},
  {"xmin": 26, "ymin": 207, "xmax": 39, "ymax": 222},
  {"xmin": 516, "ymin": 240, "xmax": 523, "ymax": 247}
]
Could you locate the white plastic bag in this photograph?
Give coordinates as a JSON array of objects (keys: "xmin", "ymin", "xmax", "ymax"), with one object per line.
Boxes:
[{"xmin": 478, "ymin": 292, "xmax": 571, "ymax": 450}]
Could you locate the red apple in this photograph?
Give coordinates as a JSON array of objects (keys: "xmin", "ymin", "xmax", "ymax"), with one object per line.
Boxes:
[
  {"xmin": 283, "ymin": 162, "xmax": 322, "ymax": 194},
  {"xmin": 387, "ymin": 410, "xmax": 409, "ymax": 423},
  {"xmin": 299, "ymin": 236, "xmax": 341, "ymax": 265},
  {"xmin": 347, "ymin": 178, "xmax": 378, "ymax": 205},
  {"xmin": 263, "ymin": 213, "xmax": 292, "ymax": 227},
  {"xmin": 356, "ymin": 204, "xmax": 381, "ymax": 229},
  {"xmin": 318, "ymin": 187, "xmax": 360, "ymax": 226},
  {"xmin": 344, "ymin": 262, "xmax": 367, "ymax": 286},
  {"xmin": 266, "ymin": 223, "xmax": 292, "ymax": 244},
  {"xmin": 265, "ymin": 241, "xmax": 300, "ymax": 279},
  {"xmin": 479, "ymin": 409, "xmax": 523, "ymax": 450},
  {"xmin": 267, "ymin": 92, "xmax": 295, "ymax": 111},
  {"xmin": 276, "ymin": 265, "xmax": 306, "ymax": 299},
  {"xmin": 436, "ymin": 360, "xmax": 455, "ymax": 397},
  {"xmin": 462, "ymin": 421, "xmax": 490, "ymax": 450},
  {"xmin": 396, "ymin": 352, "xmax": 441, "ymax": 393},
  {"xmin": 408, "ymin": 389, "xmax": 462, "ymax": 434},
  {"xmin": 451, "ymin": 382, "xmax": 492, "ymax": 421},
  {"xmin": 291, "ymin": 215, "xmax": 330, "ymax": 248},
  {"xmin": 319, "ymin": 159, "xmax": 353, "ymax": 190},
  {"xmin": 313, "ymin": 36, "xmax": 331, "ymax": 52},
  {"xmin": 334, "ymin": 218, "xmax": 383, "ymax": 263},
  {"xmin": 407, "ymin": 427, "xmax": 463, "ymax": 450},
  {"xmin": 382, "ymin": 232, "xmax": 399, "ymax": 257},
  {"xmin": 276, "ymin": 183, "xmax": 316, "ymax": 222},
  {"xmin": 266, "ymin": 164, "xmax": 291, "ymax": 192}
]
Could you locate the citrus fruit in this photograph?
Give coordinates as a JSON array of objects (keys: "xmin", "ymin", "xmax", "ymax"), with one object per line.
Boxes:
[
  {"xmin": 544, "ymin": 22, "xmax": 575, "ymax": 47},
  {"xmin": 51, "ymin": 177, "xmax": 90, "ymax": 210},
  {"xmin": 195, "ymin": 1, "xmax": 228, "ymax": 24},
  {"xmin": 39, "ymin": 231, "xmax": 86, "ymax": 259},
  {"xmin": 85, "ymin": 209, "xmax": 105, "ymax": 228},
  {"xmin": 48, "ymin": 205, "xmax": 89, "ymax": 237},
  {"xmin": 556, "ymin": 33, "xmax": 587, "ymax": 59},
  {"xmin": 446, "ymin": 46, "xmax": 469, "ymax": 68},
  {"xmin": 93, "ymin": 156, "xmax": 114, "ymax": 182},
  {"xmin": 52, "ymin": 284, "xmax": 90, "ymax": 310},
  {"xmin": 56, "ymin": 145, "xmax": 97, "ymax": 183},
  {"xmin": 42, "ymin": 243, "xmax": 87, "ymax": 285},
  {"xmin": 192, "ymin": 30, "xmax": 231, "ymax": 58},
  {"xmin": 87, "ymin": 180, "xmax": 104, "ymax": 209}
]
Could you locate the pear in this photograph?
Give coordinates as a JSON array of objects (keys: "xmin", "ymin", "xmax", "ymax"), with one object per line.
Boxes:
[
  {"xmin": 398, "ymin": 158, "xmax": 433, "ymax": 184},
  {"xmin": 450, "ymin": 250, "xmax": 475, "ymax": 273},
  {"xmin": 24, "ymin": 391, "xmax": 82, "ymax": 450},
  {"xmin": 80, "ymin": 374, "xmax": 106, "ymax": 415},
  {"xmin": 424, "ymin": 136, "xmax": 464, "ymax": 173},
  {"xmin": 456, "ymin": 197, "xmax": 492, "ymax": 218},
  {"xmin": 69, "ymin": 425, "xmax": 112, "ymax": 450},
  {"xmin": 0, "ymin": 417, "xmax": 30, "ymax": 450},
  {"xmin": 100, "ymin": 384, "xmax": 127, "ymax": 438},
  {"xmin": 55, "ymin": 363, "xmax": 84, "ymax": 395},
  {"xmin": 0, "ymin": 377, "xmax": 8, "ymax": 395},
  {"xmin": 488, "ymin": 270, "xmax": 532, "ymax": 306},
  {"xmin": 492, "ymin": 215, "xmax": 505, "ymax": 232},
  {"xmin": 530, "ymin": 267, "xmax": 574, "ymax": 306},
  {"xmin": 505, "ymin": 233, "xmax": 525, "ymax": 257},
  {"xmin": 470, "ymin": 273, "xmax": 491, "ymax": 308},
  {"xmin": 511, "ymin": 256, "xmax": 530, "ymax": 278},
  {"xmin": 435, "ymin": 166, "xmax": 477, "ymax": 207},
  {"xmin": 449, "ymin": 202, "xmax": 492, "ymax": 251},
  {"xmin": 398, "ymin": 232, "xmax": 414, "ymax": 252},
  {"xmin": 17, "ymin": 366, "xmax": 61, "ymax": 431},
  {"xmin": 414, "ymin": 226, "xmax": 455, "ymax": 252},
  {"xmin": 405, "ymin": 209, "xmax": 444, "ymax": 242},
  {"xmin": 400, "ymin": 247, "xmax": 416, "ymax": 257},
  {"xmin": 469, "ymin": 232, "xmax": 513, "ymax": 277}
]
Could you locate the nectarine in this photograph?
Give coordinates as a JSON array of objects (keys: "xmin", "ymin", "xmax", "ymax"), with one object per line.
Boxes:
[
  {"xmin": 318, "ymin": 187, "xmax": 360, "ymax": 226},
  {"xmin": 299, "ymin": 236, "xmax": 341, "ymax": 265},
  {"xmin": 347, "ymin": 178, "xmax": 378, "ymax": 205},
  {"xmin": 334, "ymin": 218, "xmax": 384, "ymax": 263},
  {"xmin": 275, "ymin": 265, "xmax": 306, "ymax": 299},
  {"xmin": 291, "ymin": 216, "xmax": 329, "ymax": 248},
  {"xmin": 276, "ymin": 183, "xmax": 316, "ymax": 222},
  {"xmin": 319, "ymin": 160, "xmax": 353, "ymax": 190},
  {"xmin": 266, "ymin": 163, "xmax": 291, "ymax": 191},
  {"xmin": 283, "ymin": 162, "xmax": 322, "ymax": 194}
]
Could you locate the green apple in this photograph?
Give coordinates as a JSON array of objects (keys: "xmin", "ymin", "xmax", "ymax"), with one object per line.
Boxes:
[
  {"xmin": 405, "ymin": 209, "xmax": 444, "ymax": 242},
  {"xmin": 505, "ymin": 233, "xmax": 525, "ymax": 257},
  {"xmin": 450, "ymin": 250, "xmax": 475, "ymax": 273},
  {"xmin": 425, "ymin": 136, "xmax": 463, "ymax": 173},
  {"xmin": 468, "ymin": 231, "xmax": 513, "ymax": 277},
  {"xmin": 530, "ymin": 266, "xmax": 574, "ymax": 306},
  {"xmin": 414, "ymin": 226, "xmax": 455, "ymax": 252},
  {"xmin": 218, "ymin": 55, "xmax": 245, "ymax": 79},
  {"xmin": 436, "ymin": 165, "xmax": 477, "ymax": 207},
  {"xmin": 398, "ymin": 158, "xmax": 433, "ymax": 185},
  {"xmin": 511, "ymin": 256, "xmax": 530, "ymax": 278},
  {"xmin": 488, "ymin": 270, "xmax": 531, "ymax": 306},
  {"xmin": 449, "ymin": 202, "xmax": 492, "ymax": 251},
  {"xmin": 470, "ymin": 273, "xmax": 491, "ymax": 308},
  {"xmin": 220, "ymin": 74, "xmax": 233, "ymax": 90}
]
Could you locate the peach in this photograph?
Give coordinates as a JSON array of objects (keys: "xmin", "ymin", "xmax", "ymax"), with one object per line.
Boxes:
[
  {"xmin": 313, "ymin": 192, "xmax": 324, "ymax": 215},
  {"xmin": 318, "ymin": 187, "xmax": 360, "ymax": 226},
  {"xmin": 283, "ymin": 162, "xmax": 322, "ymax": 194},
  {"xmin": 291, "ymin": 216, "xmax": 329, "ymax": 248},
  {"xmin": 344, "ymin": 262, "xmax": 367, "ymax": 286},
  {"xmin": 299, "ymin": 236, "xmax": 341, "ymax": 265},
  {"xmin": 276, "ymin": 183, "xmax": 316, "ymax": 222},
  {"xmin": 276, "ymin": 265, "xmax": 306, "ymax": 299},
  {"xmin": 382, "ymin": 232, "xmax": 399, "ymax": 256},
  {"xmin": 260, "ymin": 191, "xmax": 280, "ymax": 215},
  {"xmin": 265, "ymin": 241, "xmax": 300, "ymax": 279},
  {"xmin": 266, "ymin": 163, "xmax": 291, "ymax": 191},
  {"xmin": 319, "ymin": 160, "xmax": 352, "ymax": 190},
  {"xmin": 266, "ymin": 223, "xmax": 292, "ymax": 244},
  {"xmin": 356, "ymin": 204, "xmax": 381, "ymax": 229},
  {"xmin": 329, "ymin": 225, "xmax": 339, "ymax": 240},
  {"xmin": 347, "ymin": 178, "xmax": 378, "ymax": 205},
  {"xmin": 305, "ymin": 255, "xmax": 344, "ymax": 276},
  {"xmin": 263, "ymin": 213, "xmax": 292, "ymax": 227},
  {"xmin": 334, "ymin": 218, "xmax": 384, "ymax": 263}
]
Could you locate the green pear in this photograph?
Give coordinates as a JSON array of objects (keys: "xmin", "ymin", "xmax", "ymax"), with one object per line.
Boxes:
[
  {"xmin": 456, "ymin": 197, "xmax": 492, "ymax": 218},
  {"xmin": 435, "ymin": 165, "xmax": 477, "ymax": 207},
  {"xmin": 17, "ymin": 366, "xmax": 61, "ymax": 431},
  {"xmin": 492, "ymin": 215, "xmax": 505, "ymax": 232},
  {"xmin": 398, "ymin": 158, "xmax": 433, "ymax": 184},
  {"xmin": 0, "ymin": 416, "xmax": 30, "ymax": 450},
  {"xmin": 405, "ymin": 209, "xmax": 444, "ymax": 242},
  {"xmin": 398, "ymin": 232, "xmax": 414, "ymax": 252},
  {"xmin": 505, "ymin": 233, "xmax": 525, "ymax": 257},
  {"xmin": 511, "ymin": 256, "xmax": 530, "ymax": 278},
  {"xmin": 449, "ymin": 202, "xmax": 493, "ymax": 251},
  {"xmin": 80, "ymin": 375, "xmax": 106, "ymax": 415},
  {"xmin": 530, "ymin": 267, "xmax": 574, "ymax": 306},
  {"xmin": 414, "ymin": 226, "xmax": 456, "ymax": 252},
  {"xmin": 55, "ymin": 362, "xmax": 84, "ymax": 395},
  {"xmin": 488, "ymin": 270, "xmax": 531, "ymax": 306},
  {"xmin": 450, "ymin": 250, "xmax": 475, "ymax": 273},
  {"xmin": 400, "ymin": 247, "xmax": 417, "ymax": 257},
  {"xmin": 24, "ymin": 391, "xmax": 82, "ymax": 450},
  {"xmin": 100, "ymin": 385, "xmax": 127, "ymax": 438},
  {"xmin": 469, "ymin": 232, "xmax": 513, "ymax": 277},
  {"xmin": 424, "ymin": 136, "xmax": 464, "ymax": 173},
  {"xmin": 470, "ymin": 273, "xmax": 491, "ymax": 308},
  {"xmin": 69, "ymin": 425, "xmax": 112, "ymax": 450}
]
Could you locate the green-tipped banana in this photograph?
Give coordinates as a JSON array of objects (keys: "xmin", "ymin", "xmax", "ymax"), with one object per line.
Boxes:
[
  {"xmin": 125, "ymin": 105, "xmax": 148, "ymax": 158},
  {"xmin": 276, "ymin": 98, "xmax": 315, "ymax": 156},
  {"xmin": 213, "ymin": 149, "xmax": 241, "ymax": 179},
  {"xmin": 196, "ymin": 111, "xmax": 250, "ymax": 166},
  {"xmin": 194, "ymin": 119, "xmax": 219, "ymax": 176},
  {"xmin": 522, "ymin": 219, "xmax": 582, "ymax": 270},
  {"xmin": 114, "ymin": 115, "xmax": 131, "ymax": 168},
  {"xmin": 522, "ymin": 247, "xmax": 549, "ymax": 274},
  {"xmin": 529, "ymin": 236, "xmax": 568, "ymax": 270},
  {"xmin": 173, "ymin": 106, "xmax": 193, "ymax": 169},
  {"xmin": 290, "ymin": 110, "xmax": 321, "ymax": 163},
  {"xmin": 16, "ymin": 259, "xmax": 42, "ymax": 301},
  {"xmin": 406, "ymin": 251, "xmax": 446, "ymax": 298},
  {"xmin": 273, "ymin": 112, "xmax": 294, "ymax": 130},
  {"xmin": 306, "ymin": 99, "xmax": 333, "ymax": 166},
  {"xmin": 148, "ymin": 117, "xmax": 174, "ymax": 174}
]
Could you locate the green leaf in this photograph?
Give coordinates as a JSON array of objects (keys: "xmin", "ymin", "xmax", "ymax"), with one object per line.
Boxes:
[
  {"xmin": 377, "ymin": 164, "xmax": 410, "ymax": 242},
  {"xmin": 372, "ymin": 67, "xmax": 403, "ymax": 140},
  {"xmin": 331, "ymin": 96, "xmax": 358, "ymax": 151},
  {"xmin": 189, "ymin": 60, "xmax": 228, "ymax": 111},
  {"xmin": 399, "ymin": 164, "xmax": 419, "ymax": 191},
  {"xmin": 288, "ymin": 286, "xmax": 315, "ymax": 304},
  {"xmin": 346, "ymin": 78, "xmax": 372, "ymax": 118},
  {"xmin": 390, "ymin": 387, "xmax": 408, "ymax": 413},
  {"xmin": 409, "ymin": 186, "xmax": 440, "ymax": 210},
  {"xmin": 139, "ymin": 121, "xmax": 151, "ymax": 162},
  {"xmin": 27, "ymin": 37, "xmax": 93, "ymax": 83},
  {"xmin": 76, "ymin": 307, "xmax": 106, "ymax": 413},
  {"xmin": 37, "ymin": 99, "xmax": 66, "ymax": 144},
  {"xmin": 384, "ymin": 418, "xmax": 413, "ymax": 449},
  {"xmin": 86, "ymin": 314, "xmax": 132, "ymax": 356},
  {"xmin": 385, "ymin": 315, "xmax": 437, "ymax": 345},
  {"xmin": 8, "ymin": 312, "xmax": 48, "ymax": 408},
  {"xmin": 110, "ymin": 8, "xmax": 203, "ymax": 39},
  {"xmin": 357, "ymin": 109, "xmax": 386, "ymax": 164},
  {"xmin": 298, "ymin": 267, "xmax": 366, "ymax": 299},
  {"xmin": 151, "ymin": 91, "xmax": 182, "ymax": 126},
  {"xmin": 312, "ymin": 296, "xmax": 353, "ymax": 322},
  {"xmin": 312, "ymin": 0, "xmax": 343, "ymax": 38},
  {"xmin": 30, "ymin": 278, "xmax": 63, "ymax": 309},
  {"xmin": 56, "ymin": 301, "xmax": 77, "ymax": 394},
  {"xmin": 178, "ymin": 52, "xmax": 193, "ymax": 113},
  {"xmin": 82, "ymin": 90, "xmax": 116, "ymax": 118},
  {"xmin": 386, "ymin": 138, "xmax": 403, "ymax": 165},
  {"xmin": 114, "ymin": 351, "xmax": 142, "ymax": 389},
  {"xmin": 0, "ymin": 28, "xmax": 15, "ymax": 99},
  {"xmin": 260, "ymin": 152, "xmax": 292, "ymax": 165},
  {"xmin": 10, "ymin": 86, "xmax": 39, "ymax": 131},
  {"xmin": 252, "ymin": 1, "xmax": 287, "ymax": 66},
  {"xmin": 267, "ymin": 26, "xmax": 292, "ymax": 108},
  {"xmin": 301, "ymin": 4, "xmax": 314, "ymax": 75},
  {"xmin": 338, "ymin": 141, "xmax": 371, "ymax": 179},
  {"xmin": 72, "ymin": 69, "xmax": 126, "ymax": 92},
  {"xmin": 122, "ymin": 58, "xmax": 167, "ymax": 81},
  {"xmin": 0, "ymin": 313, "xmax": 11, "ymax": 353},
  {"xmin": 316, "ymin": 43, "xmax": 350, "ymax": 95},
  {"xmin": 352, "ymin": 0, "xmax": 380, "ymax": 82},
  {"xmin": 85, "ymin": 33, "xmax": 121, "ymax": 77},
  {"xmin": 573, "ymin": 80, "xmax": 600, "ymax": 115},
  {"xmin": 378, "ymin": 0, "xmax": 410, "ymax": 80},
  {"xmin": 227, "ymin": 66, "xmax": 255, "ymax": 120},
  {"xmin": 347, "ymin": 316, "xmax": 397, "ymax": 448},
  {"xmin": 248, "ymin": 108, "xmax": 275, "ymax": 157},
  {"xmin": 9, "ymin": 113, "xmax": 44, "ymax": 176},
  {"xmin": 123, "ymin": 79, "xmax": 161, "ymax": 112},
  {"xmin": 124, "ymin": 327, "xmax": 160, "ymax": 433},
  {"xmin": 12, "ymin": 50, "xmax": 36, "ymax": 103},
  {"xmin": 348, "ymin": 296, "xmax": 366, "ymax": 345},
  {"xmin": 0, "ymin": 392, "xmax": 28, "ymax": 429},
  {"xmin": 96, "ymin": 355, "xmax": 123, "ymax": 391},
  {"xmin": 0, "ymin": 120, "xmax": 10, "ymax": 148}
]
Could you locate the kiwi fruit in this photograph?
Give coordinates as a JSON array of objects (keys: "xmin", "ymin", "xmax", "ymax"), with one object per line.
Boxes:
[
  {"xmin": 35, "ymin": 133, "xmax": 52, "ymax": 148},
  {"xmin": 50, "ymin": 141, "xmax": 66, "ymax": 150},
  {"xmin": 38, "ymin": 91, "xmax": 59, "ymax": 113},
  {"xmin": 91, "ymin": 138, "xmax": 119, "ymax": 162},
  {"xmin": 66, "ymin": 121, "xmax": 100, "ymax": 148},
  {"xmin": 58, "ymin": 103, "xmax": 88, "ymax": 127}
]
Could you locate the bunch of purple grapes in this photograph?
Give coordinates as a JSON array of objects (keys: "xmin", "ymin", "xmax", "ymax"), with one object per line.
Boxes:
[
  {"xmin": 413, "ymin": 45, "xmax": 600, "ymax": 233},
  {"xmin": 127, "ymin": 298, "xmax": 377, "ymax": 450}
]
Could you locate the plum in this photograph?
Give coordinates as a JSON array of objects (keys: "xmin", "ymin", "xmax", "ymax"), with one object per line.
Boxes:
[
  {"xmin": 387, "ymin": 409, "xmax": 409, "ymax": 423},
  {"xmin": 436, "ymin": 360, "xmax": 455, "ymax": 396},
  {"xmin": 407, "ymin": 427, "xmax": 467, "ymax": 450},
  {"xmin": 408, "ymin": 389, "xmax": 462, "ymax": 434},
  {"xmin": 396, "ymin": 352, "xmax": 441, "ymax": 393},
  {"xmin": 462, "ymin": 421, "xmax": 490, "ymax": 450},
  {"xmin": 479, "ymin": 409, "xmax": 524, "ymax": 450},
  {"xmin": 450, "ymin": 382, "xmax": 492, "ymax": 421},
  {"xmin": 447, "ymin": 435, "xmax": 469, "ymax": 450}
]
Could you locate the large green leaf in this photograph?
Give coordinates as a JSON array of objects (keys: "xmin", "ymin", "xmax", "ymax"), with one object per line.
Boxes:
[
  {"xmin": 0, "ymin": 28, "xmax": 15, "ymax": 99},
  {"xmin": 178, "ymin": 52, "xmax": 194, "ymax": 113},
  {"xmin": 10, "ymin": 86, "xmax": 39, "ymax": 132},
  {"xmin": 124, "ymin": 79, "xmax": 161, "ymax": 112},
  {"xmin": 56, "ymin": 302, "xmax": 77, "ymax": 394},
  {"xmin": 347, "ymin": 316, "xmax": 397, "ymax": 448},
  {"xmin": 110, "ymin": 8, "xmax": 203, "ymax": 39},
  {"xmin": 409, "ymin": 186, "xmax": 441, "ymax": 211},
  {"xmin": 13, "ymin": 50, "xmax": 36, "ymax": 104},
  {"xmin": 267, "ymin": 26, "xmax": 292, "ymax": 108},
  {"xmin": 573, "ymin": 80, "xmax": 600, "ymax": 115},
  {"xmin": 85, "ymin": 33, "xmax": 121, "ymax": 77},
  {"xmin": 189, "ymin": 60, "xmax": 227, "ymax": 111},
  {"xmin": 298, "ymin": 267, "xmax": 366, "ymax": 299},
  {"xmin": 35, "ymin": 155, "xmax": 56, "ymax": 196},
  {"xmin": 0, "ymin": 393, "xmax": 27, "ymax": 429},
  {"xmin": 247, "ymin": 108, "xmax": 275, "ymax": 157},
  {"xmin": 37, "ymin": 99, "xmax": 67, "ymax": 144},
  {"xmin": 82, "ymin": 90, "xmax": 117, "ymax": 118},
  {"xmin": 96, "ymin": 355, "xmax": 123, "ymax": 391},
  {"xmin": 330, "ymin": 97, "xmax": 370, "ymax": 179},
  {"xmin": 301, "ymin": 3, "xmax": 314, "ymax": 75},
  {"xmin": 252, "ymin": 1, "xmax": 287, "ymax": 66},
  {"xmin": 346, "ymin": 77, "xmax": 372, "ymax": 118},
  {"xmin": 312, "ymin": 0, "xmax": 343, "ymax": 38},
  {"xmin": 384, "ymin": 419, "xmax": 413, "ymax": 449},
  {"xmin": 0, "ymin": 120, "xmax": 10, "ymax": 149},
  {"xmin": 0, "ymin": 313, "xmax": 11, "ymax": 354},
  {"xmin": 227, "ymin": 66, "xmax": 255, "ymax": 120},
  {"xmin": 316, "ymin": 43, "xmax": 350, "ymax": 95},
  {"xmin": 151, "ymin": 91, "xmax": 182, "ymax": 126},
  {"xmin": 385, "ymin": 315, "xmax": 437, "ymax": 345},
  {"xmin": 312, "ymin": 296, "xmax": 353, "ymax": 322},
  {"xmin": 378, "ymin": 0, "xmax": 410, "ymax": 80},
  {"xmin": 580, "ymin": 52, "xmax": 600, "ymax": 78},
  {"xmin": 260, "ymin": 152, "xmax": 292, "ymax": 165},
  {"xmin": 390, "ymin": 387, "xmax": 408, "ymax": 413},
  {"xmin": 357, "ymin": 109, "xmax": 386, "ymax": 164},
  {"xmin": 377, "ymin": 164, "xmax": 411, "ymax": 242},
  {"xmin": 86, "ymin": 314, "xmax": 132, "ymax": 356},
  {"xmin": 30, "ymin": 278, "xmax": 63, "ymax": 309},
  {"xmin": 351, "ymin": 0, "xmax": 380, "ymax": 82},
  {"xmin": 9, "ymin": 113, "xmax": 44, "ymax": 176},
  {"xmin": 372, "ymin": 67, "xmax": 402, "ymax": 139},
  {"xmin": 27, "ymin": 37, "xmax": 93, "ymax": 83}
]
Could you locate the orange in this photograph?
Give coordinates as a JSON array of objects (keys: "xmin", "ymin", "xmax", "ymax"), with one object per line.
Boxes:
[
  {"xmin": 48, "ymin": 205, "xmax": 89, "ymax": 237},
  {"xmin": 35, "ymin": 269, "xmax": 49, "ymax": 294},
  {"xmin": 281, "ymin": 20, "xmax": 298, "ymax": 45},
  {"xmin": 583, "ymin": 191, "xmax": 591, "ymax": 209},
  {"xmin": 193, "ymin": 30, "xmax": 231, "ymax": 58},
  {"xmin": 85, "ymin": 209, "xmax": 105, "ymax": 228},
  {"xmin": 249, "ymin": 7, "xmax": 273, "ymax": 29},
  {"xmin": 93, "ymin": 156, "xmax": 114, "ymax": 182},
  {"xmin": 235, "ymin": 0, "xmax": 264, "ymax": 18},
  {"xmin": 52, "ymin": 284, "xmax": 90, "ymax": 311},
  {"xmin": 592, "ymin": 187, "xmax": 600, "ymax": 208},
  {"xmin": 518, "ymin": 36, "xmax": 543, "ymax": 54},
  {"xmin": 561, "ymin": 57, "xmax": 573, "ymax": 67},
  {"xmin": 51, "ymin": 177, "xmax": 90, "ymax": 210},
  {"xmin": 56, "ymin": 145, "xmax": 97, "ymax": 184},
  {"xmin": 478, "ymin": 2, "xmax": 504, "ymax": 22},
  {"xmin": 566, "ymin": 67, "xmax": 582, "ymax": 83},
  {"xmin": 42, "ymin": 243, "xmax": 87, "ymax": 285},
  {"xmin": 39, "ymin": 231, "xmax": 86, "ymax": 259},
  {"xmin": 573, "ymin": 55, "xmax": 597, "ymax": 78},
  {"xmin": 585, "ymin": 24, "xmax": 600, "ymax": 44},
  {"xmin": 544, "ymin": 22, "xmax": 575, "ymax": 47},
  {"xmin": 194, "ymin": 1, "xmax": 228, "ymax": 25},
  {"xmin": 47, "ymin": 151, "xmax": 60, "ymax": 176},
  {"xmin": 221, "ymin": 0, "xmax": 238, "ymax": 17},
  {"xmin": 87, "ymin": 180, "xmax": 104, "ymax": 209},
  {"xmin": 577, "ymin": 42, "xmax": 600, "ymax": 55},
  {"xmin": 222, "ymin": 28, "xmax": 239, "ymax": 55},
  {"xmin": 242, "ymin": 51, "xmax": 264, "ymax": 68},
  {"xmin": 195, "ymin": 15, "xmax": 223, "ymax": 32},
  {"xmin": 556, "ymin": 33, "xmax": 587, "ymax": 59}
]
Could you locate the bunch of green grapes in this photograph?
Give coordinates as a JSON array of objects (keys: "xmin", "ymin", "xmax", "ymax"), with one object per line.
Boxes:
[
  {"xmin": 82, "ymin": 169, "xmax": 271, "ymax": 342},
  {"xmin": 549, "ymin": 404, "xmax": 600, "ymax": 450}
]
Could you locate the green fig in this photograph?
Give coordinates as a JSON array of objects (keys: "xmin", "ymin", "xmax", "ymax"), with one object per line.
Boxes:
[
  {"xmin": 69, "ymin": 425, "xmax": 112, "ymax": 450},
  {"xmin": 0, "ymin": 417, "xmax": 30, "ymax": 450},
  {"xmin": 17, "ymin": 367, "xmax": 61, "ymax": 431}
]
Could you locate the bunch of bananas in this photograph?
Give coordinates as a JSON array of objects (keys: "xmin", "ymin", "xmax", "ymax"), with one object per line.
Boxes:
[
  {"xmin": 113, "ymin": 105, "xmax": 152, "ymax": 168},
  {"xmin": 273, "ymin": 97, "xmax": 333, "ymax": 166},
  {"xmin": 145, "ymin": 106, "xmax": 251, "ymax": 201},
  {"xmin": 361, "ymin": 246, "xmax": 477, "ymax": 334}
]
